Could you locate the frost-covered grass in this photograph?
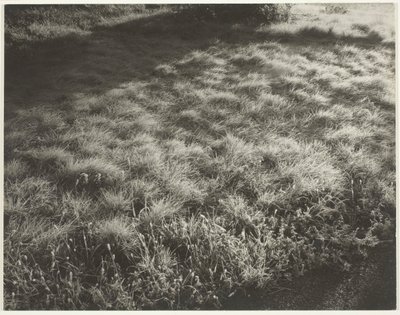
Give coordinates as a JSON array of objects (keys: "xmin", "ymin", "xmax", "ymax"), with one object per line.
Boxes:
[{"xmin": 4, "ymin": 3, "xmax": 395, "ymax": 310}]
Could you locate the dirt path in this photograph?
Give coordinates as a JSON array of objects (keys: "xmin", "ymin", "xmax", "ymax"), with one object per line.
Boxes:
[{"xmin": 224, "ymin": 244, "xmax": 396, "ymax": 310}]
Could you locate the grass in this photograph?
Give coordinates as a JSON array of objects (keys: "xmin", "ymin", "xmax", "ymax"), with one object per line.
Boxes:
[{"xmin": 4, "ymin": 3, "xmax": 396, "ymax": 310}]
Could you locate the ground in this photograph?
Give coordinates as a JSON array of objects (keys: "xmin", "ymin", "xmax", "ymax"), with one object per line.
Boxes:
[{"xmin": 4, "ymin": 4, "xmax": 396, "ymax": 310}]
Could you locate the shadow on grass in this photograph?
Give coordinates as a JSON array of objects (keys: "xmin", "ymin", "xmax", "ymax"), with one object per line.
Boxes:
[
  {"xmin": 5, "ymin": 9, "xmax": 393, "ymax": 117},
  {"xmin": 224, "ymin": 244, "xmax": 396, "ymax": 310}
]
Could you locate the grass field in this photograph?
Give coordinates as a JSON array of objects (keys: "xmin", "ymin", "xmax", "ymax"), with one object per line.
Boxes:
[{"xmin": 4, "ymin": 3, "xmax": 396, "ymax": 310}]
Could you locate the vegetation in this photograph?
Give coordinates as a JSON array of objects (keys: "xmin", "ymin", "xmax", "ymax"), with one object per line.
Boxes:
[
  {"xmin": 177, "ymin": 4, "xmax": 292, "ymax": 23},
  {"xmin": 5, "ymin": 5, "xmax": 146, "ymax": 47},
  {"xmin": 324, "ymin": 4, "xmax": 349, "ymax": 15},
  {"xmin": 4, "ymin": 3, "xmax": 395, "ymax": 310}
]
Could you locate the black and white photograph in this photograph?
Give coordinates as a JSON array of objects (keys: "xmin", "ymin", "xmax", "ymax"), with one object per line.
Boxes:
[{"xmin": 3, "ymin": 1, "xmax": 397, "ymax": 310}]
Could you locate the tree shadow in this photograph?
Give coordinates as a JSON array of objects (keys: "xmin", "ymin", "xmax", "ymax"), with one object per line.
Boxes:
[
  {"xmin": 5, "ymin": 8, "xmax": 394, "ymax": 118},
  {"xmin": 5, "ymin": 11, "xmax": 255, "ymax": 111}
]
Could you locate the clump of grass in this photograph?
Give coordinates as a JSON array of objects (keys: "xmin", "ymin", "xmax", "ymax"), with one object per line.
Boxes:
[
  {"xmin": 100, "ymin": 189, "xmax": 132, "ymax": 217},
  {"xmin": 27, "ymin": 22, "xmax": 91, "ymax": 40},
  {"xmin": 94, "ymin": 217, "xmax": 138, "ymax": 250},
  {"xmin": 34, "ymin": 111, "xmax": 66, "ymax": 134},
  {"xmin": 176, "ymin": 109, "xmax": 210, "ymax": 131},
  {"xmin": 4, "ymin": 130, "xmax": 34, "ymax": 160},
  {"xmin": 325, "ymin": 125, "xmax": 372, "ymax": 146},
  {"xmin": 59, "ymin": 127, "xmax": 118, "ymax": 157},
  {"xmin": 154, "ymin": 64, "xmax": 177, "ymax": 77},
  {"xmin": 59, "ymin": 157, "xmax": 125, "ymax": 192},
  {"xmin": 20, "ymin": 147, "xmax": 74, "ymax": 174},
  {"xmin": 87, "ymin": 95, "xmax": 125, "ymax": 115},
  {"xmin": 212, "ymin": 134, "xmax": 262, "ymax": 167},
  {"xmin": 5, "ymin": 4, "xmax": 149, "ymax": 51},
  {"xmin": 206, "ymin": 91, "xmax": 240, "ymax": 109},
  {"xmin": 279, "ymin": 142, "xmax": 345, "ymax": 193},
  {"xmin": 4, "ymin": 159, "xmax": 30, "ymax": 181},
  {"xmin": 139, "ymin": 198, "xmax": 183, "ymax": 227},
  {"xmin": 157, "ymin": 161, "xmax": 206, "ymax": 208},
  {"xmin": 324, "ymin": 4, "xmax": 348, "ymax": 14},
  {"xmin": 163, "ymin": 139, "xmax": 215, "ymax": 178},
  {"xmin": 122, "ymin": 142, "xmax": 164, "ymax": 178},
  {"xmin": 219, "ymin": 195, "xmax": 262, "ymax": 237},
  {"xmin": 243, "ymin": 92, "xmax": 292, "ymax": 122},
  {"xmin": 61, "ymin": 192, "xmax": 95, "ymax": 220},
  {"xmin": 126, "ymin": 178, "xmax": 161, "ymax": 214},
  {"xmin": 5, "ymin": 177, "xmax": 57, "ymax": 219},
  {"xmin": 7, "ymin": 218, "xmax": 74, "ymax": 253}
]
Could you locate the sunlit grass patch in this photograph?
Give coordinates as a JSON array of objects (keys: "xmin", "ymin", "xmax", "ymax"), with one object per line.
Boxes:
[
  {"xmin": 139, "ymin": 197, "xmax": 183, "ymax": 227},
  {"xmin": 162, "ymin": 139, "xmax": 215, "ymax": 177},
  {"xmin": 219, "ymin": 195, "xmax": 263, "ymax": 236},
  {"xmin": 119, "ymin": 142, "xmax": 164, "ymax": 178},
  {"xmin": 176, "ymin": 109, "xmax": 211, "ymax": 131},
  {"xmin": 4, "ymin": 159, "xmax": 30, "ymax": 181},
  {"xmin": 242, "ymin": 100, "xmax": 283, "ymax": 122},
  {"xmin": 255, "ymin": 138, "xmax": 345, "ymax": 198},
  {"xmin": 205, "ymin": 90, "xmax": 240, "ymax": 108},
  {"xmin": 212, "ymin": 134, "xmax": 262, "ymax": 167},
  {"xmin": 260, "ymin": 3, "xmax": 394, "ymax": 43},
  {"xmin": 94, "ymin": 216, "xmax": 138, "ymax": 249},
  {"xmin": 6, "ymin": 218, "xmax": 75, "ymax": 253},
  {"xmin": 32, "ymin": 110, "xmax": 67, "ymax": 134},
  {"xmin": 305, "ymin": 105, "xmax": 354, "ymax": 134},
  {"xmin": 59, "ymin": 126, "xmax": 119, "ymax": 156},
  {"xmin": 325, "ymin": 125, "xmax": 373, "ymax": 146},
  {"xmin": 330, "ymin": 74, "xmax": 392, "ymax": 101},
  {"xmin": 127, "ymin": 178, "xmax": 162, "ymax": 212},
  {"xmin": 177, "ymin": 50, "xmax": 227, "ymax": 70},
  {"xmin": 5, "ymin": 177, "xmax": 57, "ymax": 218},
  {"xmin": 156, "ymin": 161, "xmax": 207, "ymax": 207},
  {"xmin": 278, "ymin": 147, "xmax": 345, "ymax": 194},
  {"xmin": 59, "ymin": 157, "xmax": 125, "ymax": 192},
  {"xmin": 61, "ymin": 192, "xmax": 95, "ymax": 220},
  {"xmin": 100, "ymin": 189, "xmax": 132, "ymax": 217},
  {"xmin": 20, "ymin": 147, "xmax": 74, "ymax": 173}
]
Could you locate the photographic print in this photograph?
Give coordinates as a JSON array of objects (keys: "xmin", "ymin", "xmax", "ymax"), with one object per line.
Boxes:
[{"xmin": 3, "ymin": 2, "xmax": 396, "ymax": 310}]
